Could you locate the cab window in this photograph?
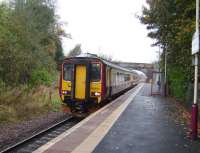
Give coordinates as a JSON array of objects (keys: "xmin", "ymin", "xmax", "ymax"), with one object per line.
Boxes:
[
  {"xmin": 91, "ymin": 63, "xmax": 101, "ymax": 82},
  {"xmin": 63, "ymin": 64, "xmax": 73, "ymax": 81}
]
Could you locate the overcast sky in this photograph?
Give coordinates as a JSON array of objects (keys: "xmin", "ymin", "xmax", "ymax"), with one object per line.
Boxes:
[{"xmin": 56, "ymin": 0, "xmax": 158, "ymax": 63}]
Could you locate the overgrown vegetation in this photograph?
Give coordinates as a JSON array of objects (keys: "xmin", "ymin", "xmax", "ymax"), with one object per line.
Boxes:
[
  {"xmin": 0, "ymin": 0, "xmax": 65, "ymax": 86},
  {"xmin": 140, "ymin": 0, "xmax": 195, "ymax": 101},
  {"xmin": 0, "ymin": 84, "xmax": 62, "ymax": 123},
  {"xmin": 67, "ymin": 44, "xmax": 82, "ymax": 57},
  {"xmin": 98, "ymin": 53, "xmax": 113, "ymax": 61},
  {"xmin": 0, "ymin": 0, "xmax": 66, "ymax": 124}
]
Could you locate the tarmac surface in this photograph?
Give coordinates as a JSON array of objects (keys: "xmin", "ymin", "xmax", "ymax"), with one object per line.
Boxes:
[{"xmin": 94, "ymin": 84, "xmax": 200, "ymax": 153}]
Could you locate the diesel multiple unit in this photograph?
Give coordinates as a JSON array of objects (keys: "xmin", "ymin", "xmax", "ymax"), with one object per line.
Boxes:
[{"xmin": 59, "ymin": 54, "xmax": 144, "ymax": 114}]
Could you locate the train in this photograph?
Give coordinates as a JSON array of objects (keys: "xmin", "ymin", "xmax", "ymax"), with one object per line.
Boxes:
[{"xmin": 59, "ymin": 53, "xmax": 146, "ymax": 116}]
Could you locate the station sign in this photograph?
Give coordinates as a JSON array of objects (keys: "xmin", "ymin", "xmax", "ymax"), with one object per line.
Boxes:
[{"xmin": 192, "ymin": 31, "xmax": 199, "ymax": 55}]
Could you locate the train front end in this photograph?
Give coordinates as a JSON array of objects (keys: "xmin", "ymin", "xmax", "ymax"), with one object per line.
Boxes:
[{"xmin": 59, "ymin": 56, "xmax": 105, "ymax": 114}]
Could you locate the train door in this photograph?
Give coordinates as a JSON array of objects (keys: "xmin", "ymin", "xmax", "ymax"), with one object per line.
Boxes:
[
  {"xmin": 75, "ymin": 65, "xmax": 86, "ymax": 99},
  {"xmin": 106, "ymin": 67, "xmax": 111, "ymax": 97}
]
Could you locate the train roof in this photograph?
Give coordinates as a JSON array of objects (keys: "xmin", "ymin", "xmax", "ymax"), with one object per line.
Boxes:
[{"xmin": 64, "ymin": 53, "xmax": 142, "ymax": 75}]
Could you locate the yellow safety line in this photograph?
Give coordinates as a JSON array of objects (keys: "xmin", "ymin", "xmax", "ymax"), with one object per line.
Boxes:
[{"xmin": 71, "ymin": 83, "xmax": 144, "ymax": 153}]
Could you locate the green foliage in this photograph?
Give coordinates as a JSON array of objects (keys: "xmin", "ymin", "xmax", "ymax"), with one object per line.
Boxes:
[
  {"xmin": 54, "ymin": 39, "xmax": 64, "ymax": 67},
  {"xmin": 50, "ymin": 98, "xmax": 62, "ymax": 112},
  {"xmin": 29, "ymin": 69, "xmax": 55, "ymax": 87},
  {"xmin": 67, "ymin": 44, "xmax": 82, "ymax": 57},
  {"xmin": 0, "ymin": 79, "xmax": 5, "ymax": 89},
  {"xmin": 140, "ymin": 0, "xmax": 195, "ymax": 100},
  {"xmin": 0, "ymin": 0, "xmax": 66, "ymax": 87},
  {"xmin": 0, "ymin": 85, "xmax": 62, "ymax": 124},
  {"xmin": 0, "ymin": 0, "xmax": 66, "ymax": 124},
  {"xmin": 168, "ymin": 67, "xmax": 187, "ymax": 100}
]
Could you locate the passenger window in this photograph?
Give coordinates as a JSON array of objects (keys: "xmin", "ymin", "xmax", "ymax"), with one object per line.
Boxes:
[
  {"xmin": 63, "ymin": 64, "xmax": 73, "ymax": 81},
  {"xmin": 125, "ymin": 74, "xmax": 130, "ymax": 81},
  {"xmin": 91, "ymin": 63, "xmax": 101, "ymax": 82}
]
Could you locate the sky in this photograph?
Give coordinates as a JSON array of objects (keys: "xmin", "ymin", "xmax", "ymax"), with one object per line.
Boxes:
[{"xmin": 56, "ymin": 0, "xmax": 158, "ymax": 63}]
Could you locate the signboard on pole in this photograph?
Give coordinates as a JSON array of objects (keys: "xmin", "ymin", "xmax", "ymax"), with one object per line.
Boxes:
[{"xmin": 192, "ymin": 31, "xmax": 199, "ymax": 55}]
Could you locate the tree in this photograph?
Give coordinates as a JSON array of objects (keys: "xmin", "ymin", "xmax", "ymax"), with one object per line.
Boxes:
[
  {"xmin": 140, "ymin": 0, "xmax": 195, "ymax": 100},
  {"xmin": 0, "ymin": 0, "xmax": 65, "ymax": 86},
  {"xmin": 54, "ymin": 39, "xmax": 64, "ymax": 65},
  {"xmin": 98, "ymin": 53, "xmax": 113, "ymax": 61},
  {"xmin": 67, "ymin": 44, "xmax": 82, "ymax": 57}
]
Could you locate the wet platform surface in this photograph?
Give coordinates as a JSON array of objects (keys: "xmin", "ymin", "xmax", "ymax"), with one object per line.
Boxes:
[
  {"xmin": 94, "ymin": 84, "xmax": 200, "ymax": 153},
  {"xmin": 34, "ymin": 83, "xmax": 200, "ymax": 153}
]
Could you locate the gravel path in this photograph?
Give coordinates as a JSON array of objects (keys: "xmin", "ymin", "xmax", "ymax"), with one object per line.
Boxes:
[{"xmin": 0, "ymin": 112, "xmax": 69, "ymax": 151}]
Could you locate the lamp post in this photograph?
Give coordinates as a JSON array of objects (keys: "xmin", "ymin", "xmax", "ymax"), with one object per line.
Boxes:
[
  {"xmin": 164, "ymin": 45, "xmax": 167, "ymax": 97},
  {"xmin": 164, "ymin": 48, "xmax": 167, "ymax": 96},
  {"xmin": 158, "ymin": 46, "xmax": 161, "ymax": 73},
  {"xmin": 191, "ymin": 0, "xmax": 199, "ymax": 140},
  {"xmin": 157, "ymin": 46, "xmax": 161, "ymax": 93}
]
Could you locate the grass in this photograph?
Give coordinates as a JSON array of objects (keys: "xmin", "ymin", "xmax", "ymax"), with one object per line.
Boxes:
[{"xmin": 0, "ymin": 84, "xmax": 62, "ymax": 125}]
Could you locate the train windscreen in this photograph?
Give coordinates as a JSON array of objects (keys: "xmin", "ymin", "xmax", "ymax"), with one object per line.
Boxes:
[
  {"xmin": 63, "ymin": 64, "xmax": 73, "ymax": 81},
  {"xmin": 91, "ymin": 63, "xmax": 100, "ymax": 82}
]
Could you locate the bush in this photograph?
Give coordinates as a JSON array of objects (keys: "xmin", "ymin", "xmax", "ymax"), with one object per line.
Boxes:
[
  {"xmin": 29, "ymin": 69, "xmax": 55, "ymax": 87},
  {"xmin": 0, "ymin": 84, "xmax": 62, "ymax": 124},
  {"xmin": 0, "ymin": 79, "xmax": 5, "ymax": 93},
  {"xmin": 0, "ymin": 79, "xmax": 5, "ymax": 87},
  {"xmin": 168, "ymin": 67, "xmax": 187, "ymax": 101}
]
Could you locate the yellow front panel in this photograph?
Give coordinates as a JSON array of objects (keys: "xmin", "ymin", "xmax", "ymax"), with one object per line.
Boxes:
[
  {"xmin": 61, "ymin": 81, "xmax": 72, "ymax": 101},
  {"xmin": 75, "ymin": 65, "xmax": 86, "ymax": 99},
  {"xmin": 90, "ymin": 82, "xmax": 101, "ymax": 94},
  {"xmin": 62, "ymin": 81, "xmax": 72, "ymax": 91},
  {"xmin": 90, "ymin": 82, "xmax": 102, "ymax": 103}
]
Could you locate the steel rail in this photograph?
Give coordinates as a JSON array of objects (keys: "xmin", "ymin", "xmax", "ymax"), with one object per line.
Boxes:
[{"xmin": 0, "ymin": 116, "xmax": 75, "ymax": 153}]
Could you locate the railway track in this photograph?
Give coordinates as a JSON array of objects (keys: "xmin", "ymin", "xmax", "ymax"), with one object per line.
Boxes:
[
  {"xmin": 0, "ymin": 85, "xmax": 138, "ymax": 153},
  {"xmin": 0, "ymin": 116, "xmax": 81, "ymax": 153}
]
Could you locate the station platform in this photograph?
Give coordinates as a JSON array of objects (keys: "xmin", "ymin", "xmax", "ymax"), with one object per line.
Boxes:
[{"xmin": 34, "ymin": 83, "xmax": 200, "ymax": 153}]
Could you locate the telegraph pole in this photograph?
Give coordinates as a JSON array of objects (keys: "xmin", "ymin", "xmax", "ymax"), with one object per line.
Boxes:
[{"xmin": 191, "ymin": 0, "xmax": 199, "ymax": 140}]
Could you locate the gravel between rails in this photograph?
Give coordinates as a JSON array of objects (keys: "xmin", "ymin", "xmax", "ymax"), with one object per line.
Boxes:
[{"xmin": 0, "ymin": 112, "xmax": 70, "ymax": 151}]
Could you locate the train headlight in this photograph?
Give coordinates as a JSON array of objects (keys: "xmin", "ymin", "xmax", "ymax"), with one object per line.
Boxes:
[
  {"xmin": 94, "ymin": 92, "xmax": 101, "ymax": 96},
  {"xmin": 62, "ymin": 90, "xmax": 71, "ymax": 95}
]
